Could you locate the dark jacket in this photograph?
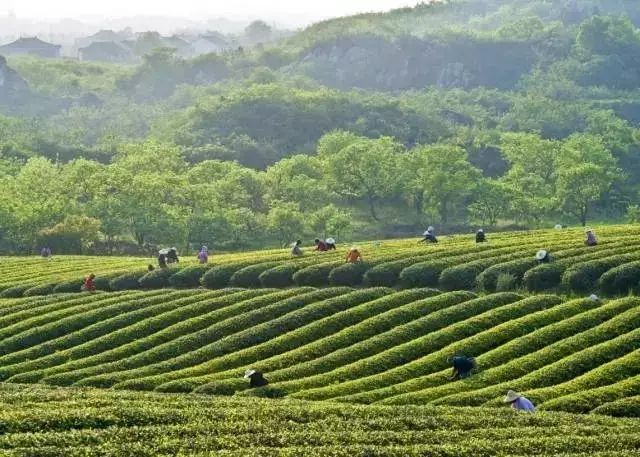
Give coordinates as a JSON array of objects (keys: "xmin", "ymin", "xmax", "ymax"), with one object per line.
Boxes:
[
  {"xmin": 167, "ymin": 249, "xmax": 179, "ymax": 263},
  {"xmin": 421, "ymin": 233, "xmax": 438, "ymax": 243},
  {"xmin": 158, "ymin": 254, "xmax": 167, "ymax": 268},
  {"xmin": 249, "ymin": 372, "xmax": 269, "ymax": 388},
  {"xmin": 452, "ymin": 356, "xmax": 475, "ymax": 378},
  {"xmin": 476, "ymin": 232, "xmax": 486, "ymax": 243}
]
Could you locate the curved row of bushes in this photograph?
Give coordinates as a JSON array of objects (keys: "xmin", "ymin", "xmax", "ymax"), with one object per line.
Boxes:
[
  {"xmin": 2, "ymin": 384, "xmax": 640, "ymax": 453},
  {"xmin": 2, "ymin": 233, "xmax": 640, "ymax": 297},
  {"xmin": 290, "ymin": 295, "xmax": 562, "ymax": 402},
  {"xmin": 107, "ymin": 289, "xmax": 391, "ymax": 391},
  {"xmin": 5, "ymin": 289, "xmax": 279, "ymax": 383},
  {"xmin": 379, "ymin": 296, "xmax": 639, "ymax": 406},
  {"xmin": 154, "ymin": 289, "xmax": 440, "ymax": 393},
  {"xmin": 431, "ymin": 310, "xmax": 640, "ymax": 408},
  {"xmin": 41, "ymin": 288, "xmax": 356, "ymax": 388}
]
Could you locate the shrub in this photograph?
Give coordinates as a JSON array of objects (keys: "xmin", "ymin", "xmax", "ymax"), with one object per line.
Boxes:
[
  {"xmin": 259, "ymin": 264, "xmax": 301, "ymax": 288},
  {"xmin": 52, "ymin": 278, "xmax": 84, "ymax": 294},
  {"xmin": 293, "ymin": 262, "xmax": 341, "ymax": 287},
  {"xmin": 598, "ymin": 261, "xmax": 640, "ymax": 295},
  {"xmin": 193, "ymin": 379, "xmax": 244, "ymax": 395},
  {"xmin": 496, "ymin": 273, "xmax": 518, "ymax": 292},
  {"xmin": 0, "ymin": 285, "xmax": 31, "ymax": 298},
  {"xmin": 138, "ymin": 269, "xmax": 177, "ymax": 289},
  {"xmin": 23, "ymin": 283, "xmax": 57, "ymax": 297},
  {"xmin": 94, "ymin": 276, "xmax": 113, "ymax": 291},
  {"xmin": 329, "ymin": 262, "xmax": 370, "ymax": 286},
  {"xmin": 476, "ymin": 259, "xmax": 538, "ymax": 292},
  {"xmin": 201, "ymin": 263, "xmax": 252, "ymax": 289},
  {"xmin": 364, "ymin": 258, "xmax": 427, "ymax": 287},
  {"xmin": 169, "ymin": 265, "xmax": 211, "ymax": 288},
  {"xmin": 438, "ymin": 262, "xmax": 488, "ymax": 291},
  {"xmin": 562, "ymin": 254, "xmax": 640, "ymax": 293},
  {"xmin": 230, "ymin": 262, "xmax": 281, "ymax": 288},
  {"xmin": 399, "ymin": 260, "xmax": 449, "ymax": 288},
  {"xmin": 592, "ymin": 394, "xmax": 640, "ymax": 417},
  {"xmin": 523, "ymin": 264, "xmax": 565, "ymax": 292},
  {"xmin": 109, "ymin": 271, "xmax": 146, "ymax": 291}
]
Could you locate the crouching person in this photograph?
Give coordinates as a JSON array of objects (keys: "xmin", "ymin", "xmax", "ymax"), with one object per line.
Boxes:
[
  {"xmin": 244, "ymin": 369, "xmax": 269, "ymax": 388},
  {"xmin": 504, "ymin": 390, "xmax": 535, "ymax": 413}
]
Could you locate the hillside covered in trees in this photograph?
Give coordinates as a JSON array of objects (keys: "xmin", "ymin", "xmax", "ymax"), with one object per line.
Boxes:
[{"xmin": 2, "ymin": 0, "xmax": 640, "ymax": 253}]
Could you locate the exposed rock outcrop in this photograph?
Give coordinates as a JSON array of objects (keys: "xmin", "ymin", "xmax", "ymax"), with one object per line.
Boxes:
[{"xmin": 0, "ymin": 55, "xmax": 30, "ymax": 105}]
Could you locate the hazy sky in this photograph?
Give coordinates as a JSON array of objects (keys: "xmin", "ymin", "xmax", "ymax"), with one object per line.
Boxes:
[{"xmin": 5, "ymin": 0, "xmax": 418, "ymax": 25}]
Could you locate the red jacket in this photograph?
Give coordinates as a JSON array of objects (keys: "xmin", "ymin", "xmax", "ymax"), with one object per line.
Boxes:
[{"xmin": 315, "ymin": 241, "xmax": 328, "ymax": 252}]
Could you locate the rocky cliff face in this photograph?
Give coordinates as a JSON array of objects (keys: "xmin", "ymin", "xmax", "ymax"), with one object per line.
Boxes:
[
  {"xmin": 298, "ymin": 35, "xmax": 537, "ymax": 92},
  {"xmin": 0, "ymin": 55, "xmax": 30, "ymax": 106}
]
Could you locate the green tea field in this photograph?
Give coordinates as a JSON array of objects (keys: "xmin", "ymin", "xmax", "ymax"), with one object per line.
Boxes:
[
  {"xmin": 0, "ymin": 384, "xmax": 640, "ymax": 456},
  {"xmin": 0, "ymin": 385, "xmax": 640, "ymax": 457},
  {"xmin": 2, "ymin": 226, "xmax": 640, "ymax": 455},
  {"xmin": 2, "ymin": 225, "xmax": 640, "ymax": 297},
  {"xmin": 0, "ymin": 283, "xmax": 638, "ymax": 415}
]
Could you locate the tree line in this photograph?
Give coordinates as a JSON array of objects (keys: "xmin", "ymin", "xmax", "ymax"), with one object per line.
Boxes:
[{"xmin": 0, "ymin": 129, "xmax": 626, "ymax": 254}]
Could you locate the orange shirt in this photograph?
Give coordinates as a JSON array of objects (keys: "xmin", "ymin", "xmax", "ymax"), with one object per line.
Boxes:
[{"xmin": 346, "ymin": 250, "xmax": 362, "ymax": 263}]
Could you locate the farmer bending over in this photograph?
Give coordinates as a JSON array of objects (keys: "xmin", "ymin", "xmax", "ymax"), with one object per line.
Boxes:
[{"xmin": 244, "ymin": 369, "xmax": 269, "ymax": 388}]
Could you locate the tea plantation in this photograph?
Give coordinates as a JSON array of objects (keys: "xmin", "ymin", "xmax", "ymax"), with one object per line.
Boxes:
[
  {"xmin": 2, "ymin": 225, "xmax": 640, "ymax": 297},
  {"xmin": 2, "ymin": 226, "xmax": 640, "ymax": 455},
  {"xmin": 1, "ymin": 384, "xmax": 640, "ymax": 456}
]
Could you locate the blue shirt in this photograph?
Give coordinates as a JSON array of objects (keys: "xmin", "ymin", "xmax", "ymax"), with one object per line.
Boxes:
[{"xmin": 512, "ymin": 396, "xmax": 536, "ymax": 412}]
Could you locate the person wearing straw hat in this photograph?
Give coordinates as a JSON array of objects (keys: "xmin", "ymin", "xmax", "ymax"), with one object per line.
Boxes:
[
  {"xmin": 504, "ymin": 390, "xmax": 535, "ymax": 412},
  {"xmin": 475, "ymin": 229, "xmax": 486, "ymax": 243},
  {"xmin": 419, "ymin": 226, "xmax": 438, "ymax": 244},
  {"xmin": 167, "ymin": 247, "xmax": 179, "ymax": 264},
  {"xmin": 326, "ymin": 238, "xmax": 337, "ymax": 251},
  {"xmin": 535, "ymin": 250, "xmax": 550, "ymax": 264},
  {"xmin": 291, "ymin": 240, "xmax": 303, "ymax": 257},
  {"xmin": 585, "ymin": 228, "xmax": 598, "ymax": 247},
  {"xmin": 346, "ymin": 247, "xmax": 363, "ymax": 263},
  {"xmin": 244, "ymin": 369, "xmax": 269, "ymax": 388}
]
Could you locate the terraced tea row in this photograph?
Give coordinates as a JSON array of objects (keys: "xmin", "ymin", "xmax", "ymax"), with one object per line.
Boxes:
[
  {"xmin": 0, "ymin": 384, "xmax": 638, "ymax": 456},
  {"xmin": 2, "ymin": 225, "xmax": 640, "ymax": 296},
  {"xmin": 2, "ymin": 288, "xmax": 640, "ymax": 415}
]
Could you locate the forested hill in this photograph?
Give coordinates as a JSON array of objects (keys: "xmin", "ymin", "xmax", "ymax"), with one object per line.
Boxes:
[{"xmin": 2, "ymin": 0, "xmax": 640, "ymax": 253}]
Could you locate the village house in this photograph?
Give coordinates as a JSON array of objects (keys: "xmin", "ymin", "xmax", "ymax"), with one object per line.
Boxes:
[
  {"xmin": 190, "ymin": 33, "xmax": 232, "ymax": 56},
  {"xmin": 78, "ymin": 41, "xmax": 133, "ymax": 63},
  {"xmin": 0, "ymin": 37, "xmax": 61, "ymax": 58}
]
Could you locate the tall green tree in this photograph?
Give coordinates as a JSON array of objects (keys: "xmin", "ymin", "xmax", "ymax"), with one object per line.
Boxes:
[
  {"xmin": 403, "ymin": 145, "xmax": 481, "ymax": 225},
  {"xmin": 320, "ymin": 136, "xmax": 400, "ymax": 221},
  {"xmin": 555, "ymin": 134, "xmax": 620, "ymax": 226}
]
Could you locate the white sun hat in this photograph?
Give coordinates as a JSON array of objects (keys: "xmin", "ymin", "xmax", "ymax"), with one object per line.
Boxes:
[
  {"xmin": 585, "ymin": 228, "xmax": 593, "ymax": 233},
  {"xmin": 159, "ymin": 249, "xmax": 169, "ymax": 255},
  {"xmin": 244, "ymin": 369, "xmax": 256, "ymax": 378},
  {"xmin": 589, "ymin": 294, "xmax": 600, "ymax": 302},
  {"xmin": 478, "ymin": 229, "xmax": 484, "ymax": 233},
  {"xmin": 350, "ymin": 246, "xmax": 359, "ymax": 252},
  {"xmin": 554, "ymin": 224, "xmax": 562, "ymax": 230},
  {"xmin": 536, "ymin": 250, "xmax": 548, "ymax": 261},
  {"xmin": 326, "ymin": 238, "xmax": 336, "ymax": 244},
  {"xmin": 504, "ymin": 390, "xmax": 521, "ymax": 403},
  {"xmin": 427, "ymin": 226, "xmax": 435, "ymax": 232}
]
